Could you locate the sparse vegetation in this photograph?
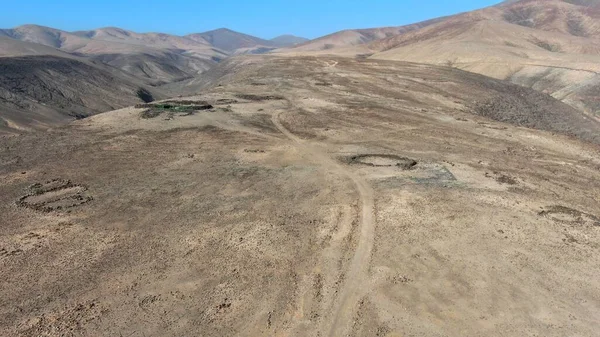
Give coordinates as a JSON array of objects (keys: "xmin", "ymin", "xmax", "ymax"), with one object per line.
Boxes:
[{"xmin": 136, "ymin": 101, "xmax": 213, "ymax": 119}]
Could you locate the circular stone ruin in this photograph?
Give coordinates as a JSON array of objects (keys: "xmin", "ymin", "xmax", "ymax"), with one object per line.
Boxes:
[
  {"xmin": 16, "ymin": 179, "xmax": 93, "ymax": 212},
  {"xmin": 538, "ymin": 205, "xmax": 600, "ymax": 227},
  {"xmin": 349, "ymin": 154, "xmax": 417, "ymax": 169}
]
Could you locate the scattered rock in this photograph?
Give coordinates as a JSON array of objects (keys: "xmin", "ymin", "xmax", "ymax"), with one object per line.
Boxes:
[
  {"xmin": 215, "ymin": 99, "xmax": 239, "ymax": 105},
  {"xmin": 16, "ymin": 179, "xmax": 92, "ymax": 212},
  {"xmin": 235, "ymin": 94, "xmax": 284, "ymax": 101}
]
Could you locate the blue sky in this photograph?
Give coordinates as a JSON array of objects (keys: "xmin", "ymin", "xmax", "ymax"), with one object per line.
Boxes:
[{"xmin": 2, "ymin": 0, "xmax": 501, "ymax": 39}]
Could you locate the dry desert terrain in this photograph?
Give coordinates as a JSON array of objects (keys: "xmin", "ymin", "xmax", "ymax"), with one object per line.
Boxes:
[{"xmin": 1, "ymin": 56, "xmax": 599, "ymax": 336}]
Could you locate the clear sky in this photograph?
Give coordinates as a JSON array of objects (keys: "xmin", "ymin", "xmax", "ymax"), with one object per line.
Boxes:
[{"xmin": 2, "ymin": 0, "xmax": 502, "ymax": 39}]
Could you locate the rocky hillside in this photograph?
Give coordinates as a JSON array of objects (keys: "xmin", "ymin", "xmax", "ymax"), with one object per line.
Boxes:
[{"xmin": 0, "ymin": 55, "xmax": 164, "ymax": 134}]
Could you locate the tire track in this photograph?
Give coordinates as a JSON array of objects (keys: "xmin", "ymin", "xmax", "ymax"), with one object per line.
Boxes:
[{"xmin": 271, "ymin": 110, "xmax": 375, "ymax": 337}]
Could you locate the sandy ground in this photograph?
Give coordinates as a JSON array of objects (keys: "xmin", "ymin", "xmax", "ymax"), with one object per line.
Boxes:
[{"xmin": 1, "ymin": 56, "xmax": 599, "ymax": 336}]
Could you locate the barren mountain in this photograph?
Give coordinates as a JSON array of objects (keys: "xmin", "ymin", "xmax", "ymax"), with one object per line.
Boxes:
[
  {"xmin": 365, "ymin": 0, "xmax": 600, "ymax": 118},
  {"xmin": 0, "ymin": 35, "xmax": 77, "ymax": 58},
  {"xmin": 270, "ymin": 34, "xmax": 310, "ymax": 47},
  {"xmin": 0, "ymin": 25, "xmax": 226, "ymax": 84},
  {"xmin": 2, "ymin": 25, "xmax": 225, "ymax": 59},
  {"xmin": 500, "ymin": 0, "xmax": 600, "ymax": 37},
  {"xmin": 0, "ymin": 24, "xmax": 86, "ymax": 49},
  {"xmin": 85, "ymin": 51, "xmax": 216, "ymax": 85},
  {"xmin": 187, "ymin": 28, "xmax": 310, "ymax": 54},
  {"xmin": 1, "ymin": 55, "xmax": 599, "ymax": 337},
  {"xmin": 74, "ymin": 27, "xmax": 212, "ymax": 48},
  {"xmin": 372, "ymin": 0, "xmax": 600, "ymax": 52},
  {"xmin": 0, "ymin": 52, "xmax": 164, "ymax": 134},
  {"xmin": 187, "ymin": 28, "xmax": 275, "ymax": 53},
  {"xmin": 0, "ymin": 25, "xmax": 310, "ymax": 82},
  {"xmin": 72, "ymin": 27, "xmax": 229, "ymax": 60},
  {"xmin": 282, "ymin": 0, "xmax": 600, "ymax": 118},
  {"xmin": 287, "ymin": 18, "xmax": 445, "ymax": 53}
]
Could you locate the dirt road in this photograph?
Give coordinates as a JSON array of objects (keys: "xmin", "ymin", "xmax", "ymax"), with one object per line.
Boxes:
[{"xmin": 272, "ymin": 110, "xmax": 376, "ymax": 336}]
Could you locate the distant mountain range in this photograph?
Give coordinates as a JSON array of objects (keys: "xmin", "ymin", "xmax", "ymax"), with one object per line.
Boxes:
[
  {"xmin": 188, "ymin": 28, "xmax": 308, "ymax": 54},
  {"xmin": 2, "ymin": 0, "xmax": 600, "ymax": 134},
  {"xmin": 0, "ymin": 25, "xmax": 308, "ymax": 133},
  {"xmin": 0, "ymin": 25, "xmax": 308, "ymax": 82},
  {"xmin": 0, "ymin": 25, "xmax": 308, "ymax": 56}
]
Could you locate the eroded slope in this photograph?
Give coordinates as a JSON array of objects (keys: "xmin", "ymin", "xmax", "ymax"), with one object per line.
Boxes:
[{"xmin": 0, "ymin": 55, "xmax": 163, "ymax": 134}]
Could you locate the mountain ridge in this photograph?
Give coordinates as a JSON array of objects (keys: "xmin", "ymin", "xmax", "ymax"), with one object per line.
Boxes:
[
  {"xmin": 1, "ymin": 24, "xmax": 310, "ymax": 57},
  {"xmin": 3, "ymin": 0, "xmax": 600, "ymax": 132},
  {"xmin": 280, "ymin": 0, "xmax": 600, "ymax": 119}
]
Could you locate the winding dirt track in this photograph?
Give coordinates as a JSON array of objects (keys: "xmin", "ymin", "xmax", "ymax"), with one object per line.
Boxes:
[{"xmin": 271, "ymin": 110, "xmax": 376, "ymax": 336}]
